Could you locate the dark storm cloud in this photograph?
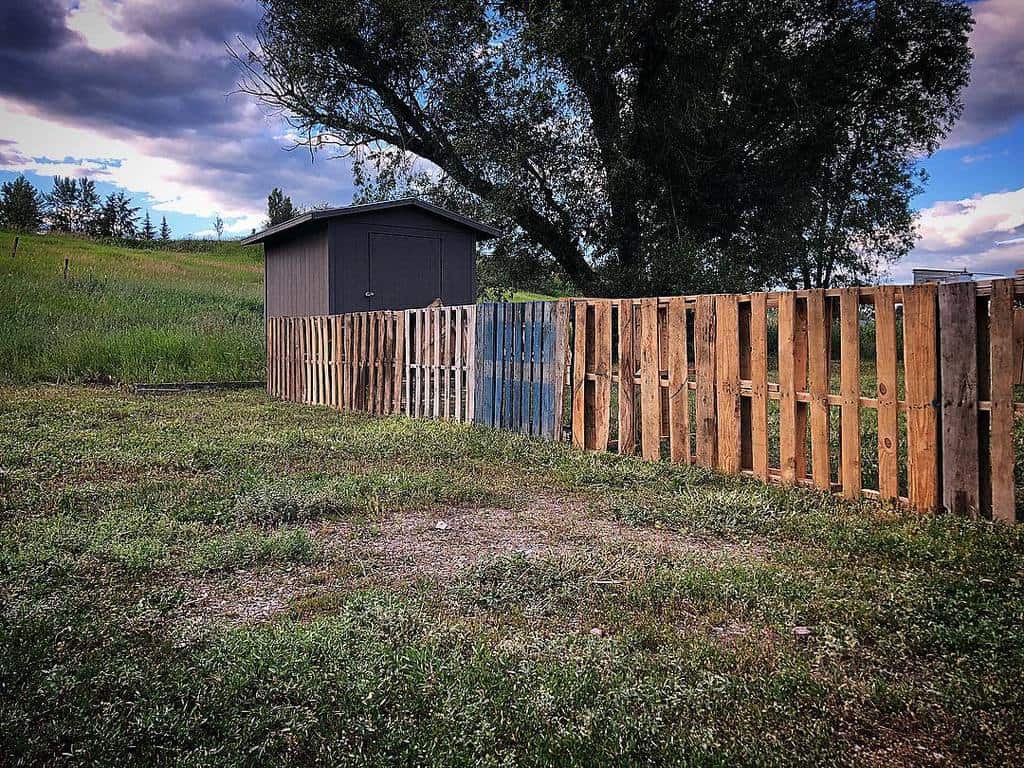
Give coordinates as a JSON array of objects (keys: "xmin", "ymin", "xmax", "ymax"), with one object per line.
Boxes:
[
  {"xmin": 0, "ymin": 0, "xmax": 248, "ymax": 140},
  {"xmin": 0, "ymin": 0, "xmax": 69, "ymax": 51},
  {"xmin": 945, "ymin": 0, "xmax": 1024, "ymax": 147}
]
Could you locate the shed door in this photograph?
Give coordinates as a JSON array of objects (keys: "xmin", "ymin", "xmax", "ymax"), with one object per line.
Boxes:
[{"xmin": 367, "ymin": 232, "xmax": 442, "ymax": 311}]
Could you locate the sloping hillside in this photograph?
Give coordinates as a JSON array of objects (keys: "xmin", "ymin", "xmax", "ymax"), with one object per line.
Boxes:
[{"xmin": 0, "ymin": 231, "xmax": 265, "ymax": 383}]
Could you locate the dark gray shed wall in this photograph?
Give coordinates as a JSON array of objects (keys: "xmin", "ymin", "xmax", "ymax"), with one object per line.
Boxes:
[
  {"xmin": 327, "ymin": 207, "xmax": 477, "ymax": 314},
  {"xmin": 264, "ymin": 224, "xmax": 329, "ymax": 317}
]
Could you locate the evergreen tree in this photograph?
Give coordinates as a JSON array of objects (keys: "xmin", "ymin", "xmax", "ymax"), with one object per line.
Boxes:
[
  {"xmin": 266, "ymin": 188, "xmax": 296, "ymax": 227},
  {"xmin": 142, "ymin": 210, "xmax": 156, "ymax": 240},
  {"xmin": 76, "ymin": 177, "xmax": 101, "ymax": 234},
  {"xmin": 160, "ymin": 216, "xmax": 171, "ymax": 240},
  {"xmin": 45, "ymin": 176, "xmax": 79, "ymax": 232},
  {"xmin": 0, "ymin": 175, "xmax": 45, "ymax": 232},
  {"xmin": 97, "ymin": 192, "xmax": 140, "ymax": 238}
]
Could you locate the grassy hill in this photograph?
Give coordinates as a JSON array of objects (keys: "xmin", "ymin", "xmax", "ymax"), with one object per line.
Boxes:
[{"xmin": 0, "ymin": 231, "xmax": 265, "ymax": 384}]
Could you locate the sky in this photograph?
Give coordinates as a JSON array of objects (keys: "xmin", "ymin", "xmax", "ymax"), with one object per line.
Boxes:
[{"xmin": 0, "ymin": 0, "xmax": 1021, "ymax": 280}]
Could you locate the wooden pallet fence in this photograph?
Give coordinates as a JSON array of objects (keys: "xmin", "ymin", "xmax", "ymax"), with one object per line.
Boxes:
[
  {"xmin": 567, "ymin": 282, "xmax": 1022, "ymax": 521},
  {"xmin": 404, "ymin": 305, "xmax": 475, "ymax": 421},
  {"xmin": 474, "ymin": 300, "xmax": 569, "ymax": 439},
  {"xmin": 266, "ymin": 312, "xmax": 403, "ymax": 414}
]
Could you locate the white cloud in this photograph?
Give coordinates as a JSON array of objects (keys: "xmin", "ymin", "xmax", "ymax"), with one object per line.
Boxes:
[{"xmin": 66, "ymin": 0, "xmax": 133, "ymax": 52}]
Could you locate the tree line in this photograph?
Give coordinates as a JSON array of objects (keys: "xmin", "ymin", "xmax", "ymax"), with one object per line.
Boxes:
[{"xmin": 0, "ymin": 174, "xmax": 174, "ymax": 240}]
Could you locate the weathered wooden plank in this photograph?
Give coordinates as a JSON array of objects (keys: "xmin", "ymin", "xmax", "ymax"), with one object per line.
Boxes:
[
  {"xmin": 667, "ymin": 297, "xmax": 689, "ymax": 464},
  {"xmin": 572, "ymin": 301, "xmax": 587, "ymax": 448},
  {"xmin": 903, "ymin": 285, "xmax": 941, "ymax": 512},
  {"xmin": 466, "ymin": 305, "xmax": 477, "ymax": 423},
  {"xmin": 694, "ymin": 295, "xmax": 717, "ymax": 468},
  {"xmin": 549, "ymin": 300, "xmax": 570, "ymax": 441},
  {"xmin": 750, "ymin": 293, "xmax": 769, "ymax": 480},
  {"xmin": 805, "ymin": 290, "xmax": 831, "ymax": 491},
  {"xmin": 432, "ymin": 308, "xmax": 441, "ymax": 418},
  {"xmin": 640, "ymin": 297, "xmax": 661, "ymax": 460},
  {"xmin": 715, "ymin": 295, "xmax": 741, "ymax": 474},
  {"xmin": 989, "ymin": 279, "xmax": 1016, "ymax": 522},
  {"xmin": 794, "ymin": 299, "xmax": 809, "ymax": 480},
  {"xmin": 618, "ymin": 300, "xmax": 636, "ymax": 455},
  {"xmin": 502, "ymin": 303, "xmax": 516, "ymax": 429},
  {"xmin": 778, "ymin": 292, "xmax": 798, "ymax": 483},
  {"xmin": 529, "ymin": 302, "xmax": 544, "ymax": 435},
  {"xmin": 839, "ymin": 289, "xmax": 861, "ymax": 499},
  {"xmin": 875, "ymin": 287, "xmax": 899, "ymax": 501},
  {"xmin": 939, "ymin": 281, "xmax": 980, "ymax": 517},
  {"xmin": 592, "ymin": 300, "xmax": 612, "ymax": 451}
]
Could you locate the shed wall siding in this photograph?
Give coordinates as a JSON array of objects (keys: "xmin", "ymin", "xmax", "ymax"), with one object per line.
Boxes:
[{"xmin": 265, "ymin": 226, "xmax": 329, "ymax": 317}]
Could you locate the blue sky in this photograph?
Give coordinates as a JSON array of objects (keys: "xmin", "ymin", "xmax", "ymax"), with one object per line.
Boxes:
[{"xmin": 0, "ymin": 0, "xmax": 1021, "ymax": 280}]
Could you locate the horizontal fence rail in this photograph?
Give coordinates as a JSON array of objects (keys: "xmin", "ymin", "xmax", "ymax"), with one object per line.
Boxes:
[{"xmin": 268, "ymin": 279, "xmax": 1023, "ymax": 523}]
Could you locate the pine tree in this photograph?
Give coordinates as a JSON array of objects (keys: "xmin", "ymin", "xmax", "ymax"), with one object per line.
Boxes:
[
  {"xmin": 45, "ymin": 176, "xmax": 79, "ymax": 232},
  {"xmin": 266, "ymin": 188, "xmax": 296, "ymax": 227},
  {"xmin": 160, "ymin": 216, "xmax": 171, "ymax": 240},
  {"xmin": 97, "ymin": 192, "xmax": 139, "ymax": 238},
  {"xmin": 0, "ymin": 175, "xmax": 45, "ymax": 232},
  {"xmin": 142, "ymin": 210, "xmax": 156, "ymax": 240}
]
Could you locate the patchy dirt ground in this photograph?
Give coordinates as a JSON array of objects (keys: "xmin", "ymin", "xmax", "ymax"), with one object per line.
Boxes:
[{"xmin": 174, "ymin": 496, "xmax": 765, "ymax": 636}]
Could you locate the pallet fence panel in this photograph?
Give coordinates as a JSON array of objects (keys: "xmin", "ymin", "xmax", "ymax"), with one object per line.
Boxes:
[
  {"xmin": 839, "ymin": 288, "xmax": 861, "ymax": 500},
  {"xmin": 939, "ymin": 281, "xmax": 980, "ymax": 517}
]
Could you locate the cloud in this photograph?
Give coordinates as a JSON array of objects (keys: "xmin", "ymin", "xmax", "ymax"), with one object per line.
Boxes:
[
  {"xmin": 944, "ymin": 0, "xmax": 1024, "ymax": 147},
  {"xmin": 901, "ymin": 187, "xmax": 1024, "ymax": 280},
  {"xmin": 0, "ymin": 0, "xmax": 354, "ymax": 228}
]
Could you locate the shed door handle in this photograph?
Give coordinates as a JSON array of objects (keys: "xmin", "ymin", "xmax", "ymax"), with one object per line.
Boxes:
[{"xmin": 365, "ymin": 291, "xmax": 375, "ymax": 297}]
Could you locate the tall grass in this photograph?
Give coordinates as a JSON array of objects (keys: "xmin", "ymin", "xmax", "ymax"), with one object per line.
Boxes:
[{"xmin": 0, "ymin": 231, "xmax": 265, "ymax": 383}]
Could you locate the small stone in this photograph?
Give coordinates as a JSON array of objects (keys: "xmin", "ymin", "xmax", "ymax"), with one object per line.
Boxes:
[
  {"xmin": 793, "ymin": 626, "xmax": 812, "ymax": 642},
  {"xmin": 434, "ymin": 520, "xmax": 450, "ymax": 531},
  {"xmin": 590, "ymin": 627, "xmax": 604, "ymax": 637}
]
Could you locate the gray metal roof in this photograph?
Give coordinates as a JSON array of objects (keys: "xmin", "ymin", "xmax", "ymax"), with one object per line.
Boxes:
[{"xmin": 241, "ymin": 197, "xmax": 500, "ymax": 245}]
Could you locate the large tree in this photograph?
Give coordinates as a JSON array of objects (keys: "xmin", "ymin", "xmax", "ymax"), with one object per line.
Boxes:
[
  {"xmin": 238, "ymin": 0, "xmax": 972, "ymax": 294},
  {"xmin": 266, "ymin": 187, "xmax": 297, "ymax": 227},
  {"xmin": 45, "ymin": 176, "xmax": 79, "ymax": 233},
  {"xmin": 0, "ymin": 175, "xmax": 45, "ymax": 232}
]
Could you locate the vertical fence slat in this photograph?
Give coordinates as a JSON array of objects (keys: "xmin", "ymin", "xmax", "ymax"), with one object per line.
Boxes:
[
  {"xmin": 715, "ymin": 295, "xmax": 741, "ymax": 474},
  {"xmin": 904, "ymin": 284, "xmax": 941, "ymax": 513},
  {"xmin": 806, "ymin": 290, "xmax": 831, "ymax": 491},
  {"xmin": 695, "ymin": 295, "xmax": 717, "ymax": 468},
  {"xmin": 839, "ymin": 288, "xmax": 861, "ymax": 500},
  {"xmin": 778, "ymin": 292, "xmax": 797, "ymax": 483},
  {"xmin": 667, "ymin": 297, "xmax": 689, "ymax": 464},
  {"xmin": 750, "ymin": 293, "xmax": 769, "ymax": 480},
  {"xmin": 572, "ymin": 301, "xmax": 587, "ymax": 448},
  {"xmin": 875, "ymin": 286, "xmax": 899, "ymax": 501},
  {"xmin": 618, "ymin": 301, "xmax": 636, "ymax": 455},
  {"xmin": 550, "ymin": 300, "xmax": 570, "ymax": 441},
  {"xmin": 593, "ymin": 300, "xmax": 612, "ymax": 452},
  {"xmin": 640, "ymin": 298, "xmax": 661, "ymax": 460},
  {"xmin": 466, "ymin": 306, "xmax": 477, "ymax": 424},
  {"xmin": 990, "ymin": 279, "xmax": 1016, "ymax": 522},
  {"xmin": 939, "ymin": 281, "xmax": 980, "ymax": 517},
  {"xmin": 794, "ymin": 299, "xmax": 809, "ymax": 480}
]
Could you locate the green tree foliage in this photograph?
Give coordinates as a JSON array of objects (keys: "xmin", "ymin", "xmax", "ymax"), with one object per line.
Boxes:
[
  {"xmin": 97, "ymin": 192, "xmax": 140, "ymax": 239},
  {"xmin": 239, "ymin": 0, "xmax": 972, "ymax": 294},
  {"xmin": 213, "ymin": 215, "xmax": 225, "ymax": 240},
  {"xmin": 142, "ymin": 211, "xmax": 156, "ymax": 240},
  {"xmin": 76, "ymin": 177, "xmax": 101, "ymax": 235},
  {"xmin": 160, "ymin": 216, "xmax": 171, "ymax": 240},
  {"xmin": 266, "ymin": 187, "xmax": 296, "ymax": 227},
  {"xmin": 45, "ymin": 176, "xmax": 79, "ymax": 233},
  {"xmin": 0, "ymin": 175, "xmax": 46, "ymax": 232}
]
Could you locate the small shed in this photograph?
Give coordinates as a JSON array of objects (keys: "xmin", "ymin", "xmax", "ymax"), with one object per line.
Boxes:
[{"xmin": 243, "ymin": 198, "xmax": 499, "ymax": 316}]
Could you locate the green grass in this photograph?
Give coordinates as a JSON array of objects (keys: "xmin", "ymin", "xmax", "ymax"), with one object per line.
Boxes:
[
  {"xmin": 2, "ymin": 386, "xmax": 1023, "ymax": 766},
  {"xmin": 0, "ymin": 230, "xmax": 264, "ymax": 384},
  {"xmin": 511, "ymin": 290, "xmax": 559, "ymax": 302}
]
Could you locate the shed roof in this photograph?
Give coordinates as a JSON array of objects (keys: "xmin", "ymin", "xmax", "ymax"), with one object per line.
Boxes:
[{"xmin": 241, "ymin": 197, "xmax": 500, "ymax": 245}]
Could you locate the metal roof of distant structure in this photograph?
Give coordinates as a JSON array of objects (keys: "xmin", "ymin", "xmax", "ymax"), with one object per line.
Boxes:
[{"xmin": 241, "ymin": 197, "xmax": 501, "ymax": 245}]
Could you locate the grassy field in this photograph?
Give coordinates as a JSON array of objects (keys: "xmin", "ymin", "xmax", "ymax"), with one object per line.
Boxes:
[
  {"xmin": 2, "ymin": 386, "xmax": 1023, "ymax": 766},
  {"xmin": 0, "ymin": 230, "xmax": 264, "ymax": 384}
]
